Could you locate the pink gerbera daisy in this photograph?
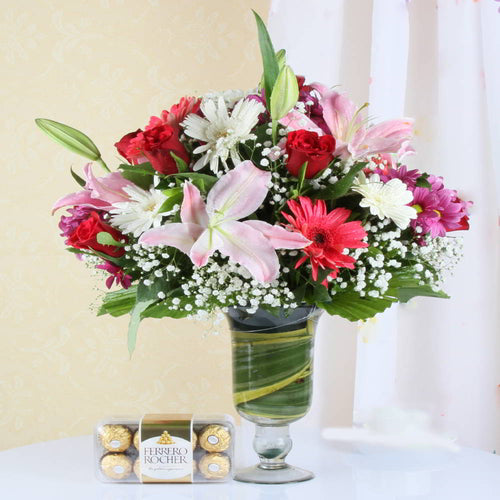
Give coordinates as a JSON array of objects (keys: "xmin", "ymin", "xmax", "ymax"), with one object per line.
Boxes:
[{"xmin": 282, "ymin": 197, "xmax": 368, "ymax": 282}]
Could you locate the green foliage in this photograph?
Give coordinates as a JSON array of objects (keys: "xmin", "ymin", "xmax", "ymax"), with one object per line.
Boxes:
[
  {"xmin": 253, "ymin": 10, "xmax": 279, "ymax": 104},
  {"xmin": 160, "ymin": 172, "xmax": 218, "ymax": 193},
  {"xmin": 118, "ymin": 162, "xmax": 156, "ymax": 189},
  {"xmin": 159, "ymin": 188, "xmax": 183, "ymax": 213},
  {"xmin": 415, "ymin": 174, "xmax": 432, "ymax": 189},
  {"xmin": 98, "ymin": 286, "xmax": 138, "ymax": 317},
  {"xmin": 70, "ymin": 167, "xmax": 86, "ymax": 187},
  {"xmin": 170, "ymin": 152, "xmax": 189, "ymax": 173},
  {"xmin": 319, "ymin": 292, "xmax": 396, "ymax": 321},
  {"xmin": 96, "ymin": 231, "xmax": 125, "ymax": 247},
  {"xmin": 316, "ymin": 162, "xmax": 367, "ymax": 200}
]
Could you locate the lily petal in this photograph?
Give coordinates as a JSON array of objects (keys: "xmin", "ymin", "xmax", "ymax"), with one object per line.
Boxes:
[
  {"xmin": 52, "ymin": 190, "xmax": 111, "ymax": 214},
  {"xmin": 243, "ymin": 220, "xmax": 310, "ymax": 249},
  {"xmin": 320, "ymin": 90, "xmax": 358, "ymax": 139},
  {"xmin": 84, "ymin": 164, "xmax": 135, "ymax": 204},
  {"xmin": 181, "ymin": 182, "xmax": 209, "ymax": 226},
  {"xmin": 216, "ymin": 220, "xmax": 279, "ymax": 283},
  {"xmin": 190, "ymin": 228, "xmax": 222, "ymax": 267},
  {"xmin": 206, "ymin": 161, "xmax": 271, "ymax": 221},
  {"xmin": 139, "ymin": 222, "xmax": 203, "ymax": 254},
  {"xmin": 354, "ymin": 119, "xmax": 414, "ymax": 157},
  {"xmin": 279, "ymin": 110, "xmax": 324, "ymax": 135}
]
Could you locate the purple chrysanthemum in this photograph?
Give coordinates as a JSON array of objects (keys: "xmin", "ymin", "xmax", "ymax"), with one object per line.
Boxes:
[
  {"xmin": 378, "ymin": 165, "xmax": 420, "ymax": 187},
  {"xmin": 58, "ymin": 206, "xmax": 97, "ymax": 241}
]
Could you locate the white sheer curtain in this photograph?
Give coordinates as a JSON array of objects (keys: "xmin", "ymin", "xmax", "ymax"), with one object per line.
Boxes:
[{"xmin": 268, "ymin": 0, "xmax": 499, "ymax": 451}]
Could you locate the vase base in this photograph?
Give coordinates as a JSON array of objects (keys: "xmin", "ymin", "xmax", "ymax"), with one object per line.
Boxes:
[{"xmin": 234, "ymin": 464, "xmax": 314, "ymax": 484}]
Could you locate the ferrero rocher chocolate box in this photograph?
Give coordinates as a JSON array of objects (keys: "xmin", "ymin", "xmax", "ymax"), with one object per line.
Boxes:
[{"xmin": 95, "ymin": 414, "xmax": 234, "ymax": 483}]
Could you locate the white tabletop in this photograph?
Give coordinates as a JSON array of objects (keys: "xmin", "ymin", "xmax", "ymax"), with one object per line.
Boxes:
[{"xmin": 0, "ymin": 429, "xmax": 499, "ymax": 499}]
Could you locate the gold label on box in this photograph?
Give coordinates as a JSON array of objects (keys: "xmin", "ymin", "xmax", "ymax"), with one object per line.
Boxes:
[{"xmin": 139, "ymin": 413, "xmax": 194, "ymax": 483}]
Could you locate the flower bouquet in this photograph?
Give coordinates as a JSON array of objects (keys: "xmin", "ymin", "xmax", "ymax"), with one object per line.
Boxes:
[{"xmin": 37, "ymin": 12, "xmax": 471, "ymax": 484}]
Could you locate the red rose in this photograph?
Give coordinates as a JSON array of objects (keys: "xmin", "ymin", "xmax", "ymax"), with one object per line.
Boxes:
[
  {"xmin": 285, "ymin": 130, "xmax": 336, "ymax": 178},
  {"xmin": 67, "ymin": 212, "xmax": 126, "ymax": 258},
  {"xmin": 126, "ymin": 124, "xmax": 189, "ymax": 175},
  {"xmin": 114, "ymin": 130, "xmax": 142, "ymax": 163}
]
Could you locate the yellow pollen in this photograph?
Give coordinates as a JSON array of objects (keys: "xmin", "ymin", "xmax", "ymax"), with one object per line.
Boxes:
[
  {"xmin": 433, "ymin": 209, "xmax": 442, "ymax": 217},
  {"xmin": 412, "ymin": 204, "xmax": 423, "ymax": 214}
]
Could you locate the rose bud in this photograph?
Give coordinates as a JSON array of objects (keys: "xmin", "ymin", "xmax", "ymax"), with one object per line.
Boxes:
[{"xmin": 285, "ymin": 130, "xmax": 335, "ymax": 178}]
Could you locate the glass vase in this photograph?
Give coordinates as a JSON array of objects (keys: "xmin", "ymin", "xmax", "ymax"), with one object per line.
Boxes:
[{"xmin": 227, "ymin": 306, "xmax": 321, "ymax": 484}]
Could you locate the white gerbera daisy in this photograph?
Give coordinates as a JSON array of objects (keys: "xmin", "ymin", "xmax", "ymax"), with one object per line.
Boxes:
[
  {"xmin": 182, "ymin": 96, "xmax": 264, "ymax": 173},
  {"xmin": 352, "ymin": 173, "xmax": 417, "ymax": 229},
  {"xmin": 110, "ymin": 185, "xmax": 169, "ymax": 237}
]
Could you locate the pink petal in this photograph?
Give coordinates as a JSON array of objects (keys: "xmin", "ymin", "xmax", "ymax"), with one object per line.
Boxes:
[
  {"xmin": 243, "ymin": 220, "xmax": 310, "ymax": 249},
  {"xmin": 181, "ymin": 182, "xmax": 209, "ymax": 226},
  {"xmin": 84, "ymin": 164, "xmax": 135, "ymax": 204},
  {"xmin": 190, "ymin": 228, "xmax": 222, "ymax": 267},
  {"xmin": 51, "ymin": 190, "xmax": 111, "ymax": 214},
  {"xmin": 216, "ymin": 220, "xmax": 279, "ymax": 283},
  {"xmin": 279, "ymin": 110, "xmax": 324, "ymax": 135},
  {"xmin": 139, "ymin": 223, "xmax": 203, "ymax": 254},
  {"xmin": 355, "ymin": 119, "xmax": 413, "ymax": 157},
  {"xmin": 207, "ymin": 161, "xmax": 271, "ymax": 221},
  {"xmin": 320, "ymin": 90, "xmax": 358, "ymax": 139},
  {"xmin": 309, "ymin": 82, "xmax": 330, "ymax": 96}
]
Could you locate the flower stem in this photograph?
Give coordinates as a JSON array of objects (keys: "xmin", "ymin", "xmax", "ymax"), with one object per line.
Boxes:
[{"xmin": 96, "ymin": 157, "xmax": 111, "ymax": 173}]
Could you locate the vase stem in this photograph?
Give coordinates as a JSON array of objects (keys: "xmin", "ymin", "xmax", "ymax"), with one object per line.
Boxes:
[{"xmin": 254, "ymin": 424, "xmax": 292, "ymax": 470}]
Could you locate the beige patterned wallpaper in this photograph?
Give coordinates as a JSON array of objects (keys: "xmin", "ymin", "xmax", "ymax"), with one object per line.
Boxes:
[{"xmin": 0, "ymin": 0, "xmax": 270, "ymax": 450}]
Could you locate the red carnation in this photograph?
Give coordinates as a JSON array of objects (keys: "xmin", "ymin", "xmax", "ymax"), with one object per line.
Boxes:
[
  {"xmin": 285, "ymin": 130, "xmax": 335, "ymax": 178},
  {"xmin": 115, "ymin": 123, "xmax": 190, "ymax": 175},
  {"xmin": 67, "ymin": 212, "xmax": 126, "ymax": 258},
  {"xmin": 282, "ymin": 197, "xmax": 368, "ymax": 284}
]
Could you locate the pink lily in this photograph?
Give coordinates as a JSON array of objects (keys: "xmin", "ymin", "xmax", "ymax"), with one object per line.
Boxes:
[
  {"xmin": 52, "ymin": 164, "xmax": 135, "ymax": 214},
  {"xmin": 282, "ymin": 87, "xmax": 414, "ymax": 160},
  {"xmin": 139, "ymin": 161, "xmax": 310, "ymax": 282},
  {"xmin": 321, "ymin": 90, "xmax": 414, "ymax": 159}
]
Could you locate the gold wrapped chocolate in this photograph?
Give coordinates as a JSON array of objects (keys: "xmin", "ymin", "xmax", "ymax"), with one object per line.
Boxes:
[
  {"xmin": 157, "ymin": 430, "xmax": 175, "ymax": 444},
  {"xmin": 99, "ymin": 424, "xmax": 132, "ymax": 452},
  {"xmin": 198, "ymin": 424, "xmax": 231, "ymax": 452},
  {"xmin": 192, "ymin": 430, "xmax": 198, "ymax": 450},
  {"xmin": 193, "ymin": 458, "xmax": 198, "ymax": 474},
  {"xmin": 198, "ymin": 453, "xmax": 230, "ymax": 479},
  {"xmin": 100, "ymin": 453, "xmax": 132, "ymax": 480},
  {"xmin": 133, "ymin": 430, "xmax": 140, "ymax": 450},
  {"xmin": 133, "ymin": 457, "xmax": 141, "ymax": 478}
]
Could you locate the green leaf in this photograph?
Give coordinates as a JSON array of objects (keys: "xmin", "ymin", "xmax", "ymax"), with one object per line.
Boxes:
[
  {"xmin": 35, "ymin": 118, "xmax": 102, "ymax": 162},
  {"xmin": 98, "ymin": 286, "xmax": 138, "ymax": 317},
  {"xmin": 313, "ymin": 284, "xmax": 332, "ymax": 303},
  {"xmin": 297, "ymin": 161, "xmax": 308, "ymax": 194},
  {"xmin": 316, "ymin": 162, "xmax": 367, "ymax": 200},
  {"xmin": 415, "ymin": 175, "xmax": 432, "ymax": 189},
  {"xmin": 170, "ymin": 152, "xmax": 189, "ymax": 173},
  {"xmin": 118, "ymin": 163, "xmax": 156, "ymax": 189},
  {"xmin": 96, "ymin": 231, "xmax": 125, "ymax": 247},
  {"xmin": 159, "ymin": 188, "xmax": 183, "ymax": 213},
  {"xmin": 270, "ymin": 64, "xmax": 299, "ymax": 121},
  {"xmin": 319, "ymin": 292, "xmax": 396, "ymax": 321},
  {"xmin": 141, "ymin": 303, "xmax": 189, "ymax": 319},
  {"xmin": 70, "ymin": 167, "xmax": 86, "ymax": 187},
  {"xmin": 396, "ymin": 286, "xmax": 449, "ymax": 303},
  {"xmin": 386, "ymin": 272, "xmax": 449, "ymax": 302},
  {"xmin": 253, "ymin": 10, "xmax": 279, "ymax": 105},
  {"xmin": 159, "ymin": 172, "xmax": 217, "ymax": 193}
]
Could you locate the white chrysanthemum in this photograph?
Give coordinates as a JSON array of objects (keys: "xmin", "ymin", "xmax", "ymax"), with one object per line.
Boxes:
[
  {"xmin": 110, "ymin": 185, "xmax": 169, "ymax": 237},
  {"xmin": 352, "ymin": 173, "xmax": 417, "ymax": 229},
  {"xmin": 202, "ymin": 89, "xmax": 249, "ymax": 108},
  {"xmin": 182, "ymin": 96, "xmax": 264, "ymax": 173}
]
